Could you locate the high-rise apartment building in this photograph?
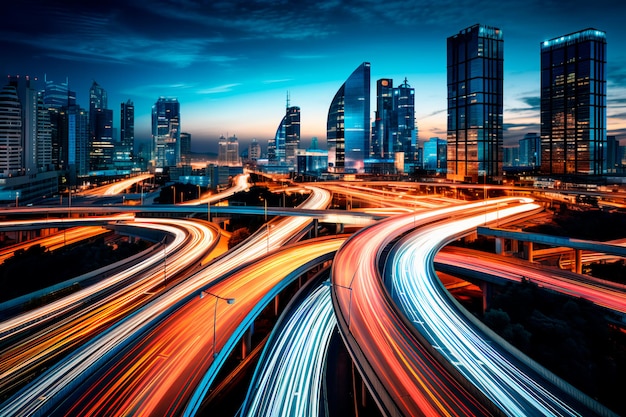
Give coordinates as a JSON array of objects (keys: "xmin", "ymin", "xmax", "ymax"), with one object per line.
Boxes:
[
  {"xmin": 540, "ymin": 28, "xmax": 606, "ymax": 176},
  {"xmin": 447, "ymin": 24, "xmax": 503, "ymax": 183},
  {"xmin": 152, "ymin": 97, "xmax": 180, "ymax": 168},
  {"xmin": 0, "ymin": 83, "xmax": 23, "ymax": 177},
  {"xmin": 327, "ymin": 62, "xmax": 370, "ymax": 173}
]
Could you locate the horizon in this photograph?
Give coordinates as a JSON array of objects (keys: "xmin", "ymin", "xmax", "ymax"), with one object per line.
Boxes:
[{"xmin": 4, "ymin": 0, "xmax": 626, "ymax": 153}]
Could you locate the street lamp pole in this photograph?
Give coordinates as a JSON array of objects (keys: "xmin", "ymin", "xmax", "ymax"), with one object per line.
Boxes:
[{"xmin": 200, "ymin": 290, "xmax": 236, "ymax": 358}]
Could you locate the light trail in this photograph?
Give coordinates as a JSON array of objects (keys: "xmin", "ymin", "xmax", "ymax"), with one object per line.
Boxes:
[
  {"xmin": 388, "ymin": 203, "xmax": 617, "ymax": 416},
  {"xmin": 0, "ymin": 218, "xmax": 220, "ymax": 399},
  {"xmin": 331, "ymin": 198, "xmax": 531, "ymax": 416},
  {"xmin": 241, "ymin": 281, "xmax": 336, "ymax": 417},
  {"xmin": 0, "ymin": 185, "xmax": 330, "ymax": 416}
]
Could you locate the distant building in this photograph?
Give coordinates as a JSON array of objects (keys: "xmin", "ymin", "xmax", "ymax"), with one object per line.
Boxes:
[
  {"xmin": 152, "ymin": 97, "xmax": 180, "ymax": 168},
  {"xmin": 327, "ymin": 62, "xmax": 370, "ymax": 173},
  {"xmin": 606, "ymin": 135, "xmax": 619, "ymax": 173},
  {"xmin": 503, "ymin": 146, "xmax": 520, "ymax": 167},
  {"xmin": 372, "ymin": 77, "xmax": 416, "ymax": 173},
  {"xmin": 89, "ymin": 81, "xmax": 113, "ymax": 171},
  {"xmin": 296, "ymin": 148, "xmax": 328, "ymax": 176},
  {"xmin": 248, "ymin": 138, "xmax": 261, "ymax": 161},
  {"xmin": 423, "ymin": 137, "xmax": 447, "ymax": 173},
  {"xmin": 0, "ymin": 82, "xmax": 23, "ymax": 177},
  {"xmin": 447, "ymin": 24, "xmax": 503, "ymax": 183},
  {"xmin": 218, "ymin": 134, "xmax": 241, "ymax": 166},
  {"xmin": 114, "ymin": 99, "xmax": 135, "ymax": 171},
  {"xmin": 43, "ymin": 76, "xmax": 76, "ymax": 169},
  {"xmin": 180, "ymin": 132, "xmax": 191, "ymax": 165},
  {"xmin": 540, "ymin": 28, "xmax": 606, "ymax": 176},
  {"xmin": 518, "ymin": 133, "xmax": 540, "ymax": 169}
]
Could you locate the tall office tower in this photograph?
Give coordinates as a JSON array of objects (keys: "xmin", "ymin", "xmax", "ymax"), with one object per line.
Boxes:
[
  {"xmin": 372, "ymin": 78, "xmax": 394, "ymax": 158},
  {"xmin": 272, "ymin": 95, "xmax": 301, "ymax": 166},
  {"xmin": 0, "ymin": 83, "xmax": 23, "ymax": 177},
  {"xmin": 284, "ymin": 99, "xmax": 301, "ymax": 166},
  {"xmin": 396, "ymin": 78, "xmax": 416, "ymax": 163},
  {"xmin": 540, "ymin": 29, "xmax": 607, "ymax": 176},
  {"xmin": 327, "ymin": 62, "xmax": 370, "ymax": 173},
  {"xmin": 447, "ymin": 24, "xmax": 503, "ymax": 183},
  {"xmin": 60, "ymin": 105, "xmax": 90, "ymax": 180},
  {"xmin": 120, "ymin": 99, "xmax": 135, "ymax": 162},
  {"xmin": 43, "ymin": 76, "xmax": 76, "ymax": 168},
  {"xmin": 151, "ymin": 97, "xmax": 180, "ymax": 168},
  {"xmin": 249, "ymin": 138, "xmax": 261, "ymax": 161},
  {"xmin": 519, "ymin": 132, "xmax": 540, "ymax": 168},
  {"xmin": 180, "ymin": 132, "xmax": 191, "ymax": 165},
  {"xmin": 7, "ymin": 75, "xmax": 42, "ymax": 176},
  {"xmin": 89, "ymin": 81, "xmax": 113, "ymax": 171},
  {"xmin": 43, "ymin": 76, "xmax": 76, "ymax": 109}
]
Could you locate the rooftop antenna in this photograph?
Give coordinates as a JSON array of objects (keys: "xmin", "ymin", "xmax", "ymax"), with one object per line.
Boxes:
[{"xmin": 286, "ymin": 91, "xmax": 290, "ymax": 109}]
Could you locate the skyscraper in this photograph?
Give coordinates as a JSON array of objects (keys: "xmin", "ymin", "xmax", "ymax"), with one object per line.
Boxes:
[
  {"xmin": 327, "ymin": 62, "xmax": 370, "ymax": 173},
  {"xmin": 447, "ymin": 24, "xmax": 503, "ymax": 183},
  {"xmin": 272, "ymin": 94, "xmax": 300, "ymax": 166},
  {"xmin": 540, "ymin": 28, "xmax": 606, "ymax": 176},
  {"xmin": 89, "ymin": 81, "xmax": 113, "ymax": 171},
  {"xmin": 180, "ymin": 132, "xmax": 191, "ymax": 165},
  {"xmin": 152, "ymin": 97, "xmax": 180, "ymax": 168},
  {"xmin": 519, "ymin": 132, "xmax": 540, "ymax": 168},
  {"xmin": 372, "ymin": 78, "xmax": 416, "ymax": 164},
  {"xmin": 43, "ymin": 76, "xmax": 75, "ymax": 169},
  {"xmin": 115, "ymin": 99, "xmax": 135, "ymax": 170},
  {"xmin": 218, "ymin": 134, "xmax": 240, "ymax": 166}
]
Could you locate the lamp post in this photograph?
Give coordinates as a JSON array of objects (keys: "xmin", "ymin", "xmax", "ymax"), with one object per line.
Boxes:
[{"xmin": 200, "ymin": 290, "xmax": 236, "ymax": 358}]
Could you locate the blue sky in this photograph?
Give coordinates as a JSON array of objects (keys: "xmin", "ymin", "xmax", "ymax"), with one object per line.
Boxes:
[{"xmin": 3, "ymin": 0, "xmax": 626, "ymax": 153}]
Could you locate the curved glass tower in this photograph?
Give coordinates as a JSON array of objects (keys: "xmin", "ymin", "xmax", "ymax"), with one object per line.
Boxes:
[{"xmin": 327, "ymin": 62, "xmax": 370, "ymax": 173}]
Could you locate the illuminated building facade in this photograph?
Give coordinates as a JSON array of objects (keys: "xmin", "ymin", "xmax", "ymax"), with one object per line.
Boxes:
[
  {"xmin": 447, "ymin": 24, "xmax": 503, "ymax": 183},
  {"xmin": 152, "ymin": 97, "xmax": 180, "ymax": 168},
  {"xmin": 327, "ymin": 62, "xmax": 370, "ymax": 173},
  {"xmin": 540, "ymin": 28, "xmax": 606, "ymax": 176}
]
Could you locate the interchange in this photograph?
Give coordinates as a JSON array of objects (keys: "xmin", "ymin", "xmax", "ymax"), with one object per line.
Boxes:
[{"xmin": 0, "ymin": 178, "xmax": 622, "ymax": 416}]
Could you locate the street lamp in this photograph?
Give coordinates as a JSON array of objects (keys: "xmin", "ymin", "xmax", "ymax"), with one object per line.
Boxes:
[{"xmin": 200, "ymin": 290, "xmax": 236, "ymax": 358}]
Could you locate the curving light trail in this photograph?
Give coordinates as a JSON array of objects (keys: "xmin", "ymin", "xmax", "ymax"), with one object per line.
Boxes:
[
  {"xmin": 241, "ymin": 282, "xmax": 336, "ymax": 417},
  {"xmin": 389, "ymin": 203, "xmax": 614, "ymax": 416},
  {"xmin": 0, "ymin": 185, "xmax": 330, "ymax": 416},
  {"xmin": 0, "ymin": 217, "xmax": 220, "ymax": 399},
  {"xmin": 331, "ymin": 198, "xmax": 533, "ymax": 416}
]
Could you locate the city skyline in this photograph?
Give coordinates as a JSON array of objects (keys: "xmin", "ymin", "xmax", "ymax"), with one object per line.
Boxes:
[{"xmin": 3, "ymin": 0, "xmax": 626, "ymax": 153}]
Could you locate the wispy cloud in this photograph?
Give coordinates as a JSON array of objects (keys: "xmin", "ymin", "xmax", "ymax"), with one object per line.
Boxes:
[
  {"xmin": 197, "ymin": 83, "xmax": 242, "ymax": 94},
  {"xmin": 263, "ymin": 79, "xmax": 293, "ymax": 84}
]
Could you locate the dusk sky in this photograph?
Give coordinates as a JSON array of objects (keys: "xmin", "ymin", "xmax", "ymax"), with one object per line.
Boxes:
[{"xmin": 3, "ymin": 0, "xmax": 626, "ymax": 153}]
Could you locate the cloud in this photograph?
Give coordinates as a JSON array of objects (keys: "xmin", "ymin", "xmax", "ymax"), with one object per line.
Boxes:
[{"xmin": 197, "ymin": 83, "xmax": 242, "ymax": 94}]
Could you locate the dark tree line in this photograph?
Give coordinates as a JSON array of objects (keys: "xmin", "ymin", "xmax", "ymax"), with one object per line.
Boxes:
[
  {"xmin": 483, "ymin": 280, "xmax": 626, "ymax": 415},
  {"xmin": 0, "ymin": 237, "xmax": 151, "ymax": 303}
]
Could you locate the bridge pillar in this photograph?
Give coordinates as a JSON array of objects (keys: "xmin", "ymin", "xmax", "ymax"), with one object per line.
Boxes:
[
  {"xmin": 575, "ymin": 249, "xmax": 582, "ymax": 274},
  {"xmin": 495, "ymin": 237, "xmax": 504, "ymax": 255},
  {"xmin": 526, "ymin": 241, "xmax": 534, "ymax": 262},
  {"xmin": 313, "ymin": 219, "xmax": 318, "ymax": 238},
  {"xmin": 510, "ymin": 238, "xmax": 519, "ymax": 254},
  {"xmin": 274, "ymin": 295, "xmax": 280, "ymax": 316},
  {"xmin": 241, "ymin": 323, "xmax": 253, "ymax": 360},
  {"xmin": 479, "ymin": 281, "xmax": 492, "ymax": 313}
]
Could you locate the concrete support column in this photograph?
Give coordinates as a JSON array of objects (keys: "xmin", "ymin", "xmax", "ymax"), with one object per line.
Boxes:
[
  {"xmin": 495, "ymin": 237, "xmax": 504, "ymax": 255},
  {"xmin": 274, "ymin": 295, "xmax": 280, "ymax": 316},
  {"xmin": 479, "ymin": 281, "xmax": 491, "ymax": 313},
  {"xmin": 241, "ymin": 323, "xmax": 254, "ymax": 360},
  {"xmin": 527, "ymin": 241, "xmax": 534, "ymax": 262},
  {"xmin": 313, "ymin": 219, "xmax": 318, "ymax": 238},
  {"xmin": 510, "ymin": 238, "xmax": 519, "ymax": 254},
  {"xmin": 575, "ymin": 249, "xmax": 582, "ymax": 274}
]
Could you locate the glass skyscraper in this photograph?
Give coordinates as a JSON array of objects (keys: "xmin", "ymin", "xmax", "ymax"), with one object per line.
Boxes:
[
  {"xmin": 447, "ymin": 24, "xmax": 503, "ymax": 183},
  {"xmin": 540, "ymin": 28, "xmax": 606, "ymax": 176},
  {"xmin": 272, "ymin": 96, "xmax": 300, "ymax": 166},
  {"xmin": 89, "ymin": 81, "xmax": 113, "ymax": 171},
  {"xmin": 327, "ymin": 62, "xmax": 370, "ymax": 173},
  {"xmin": 152, "ymin": 97, "xmax": 180, "ymax": 168}
]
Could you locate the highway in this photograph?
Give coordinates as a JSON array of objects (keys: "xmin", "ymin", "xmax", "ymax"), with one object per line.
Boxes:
[
  {"xmin": 53, "ymin": 238, "xmax": 344, "ymax": 416},
  {"xmin": 330, "ymin": 199, "xmax": 529, "ymax": 416},
  {"xmin": 0, "ymin": 217, "xmax": 221, "ymax": 400},
  {"xmin": 240, "ymin": 278, "xmax": 336, "ymax": 417},
  {"xmin": 0, "ymin": 185, "xmax": 332, "ymax": 416},
  {"xmin": 435, "ymin": 246, "xmax": 626, "ymax": 315}
]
